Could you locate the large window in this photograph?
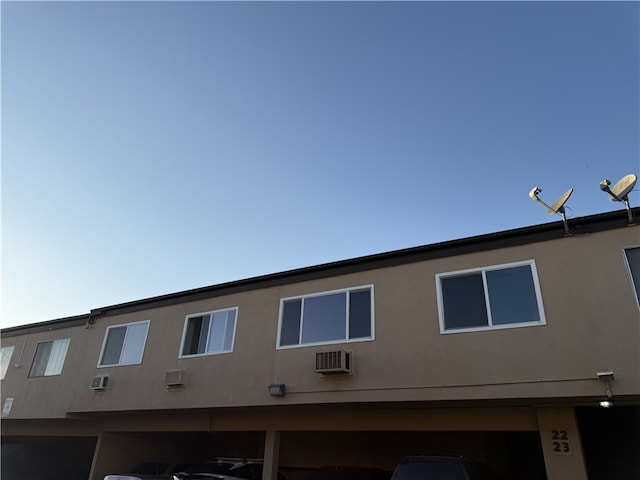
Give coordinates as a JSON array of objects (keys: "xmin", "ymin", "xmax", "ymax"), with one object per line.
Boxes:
[
  {"xmin": 278, "ymin": 285, "xmax": 374, "ymax": 348},
  {"xmin": 29, "ymin": 338, "xmax": 70, "ymax": 377},
  {"xmin": 98, "ymin": 320, "xmax": 149, "ymax": 367},
  {"xmin": 1, "ymin": 345, "xmax": 15, "ymax": 380},
  {"xmin": 436, "ymin": 261, "xmax": 545, "ymax": 333},
  {"xmin": 624, "ymin": 246, "xmax": 640, "ymax": 310},
  {"xmin": 180, "ymin": 307, "xmax": 237, "ymax": 357}
]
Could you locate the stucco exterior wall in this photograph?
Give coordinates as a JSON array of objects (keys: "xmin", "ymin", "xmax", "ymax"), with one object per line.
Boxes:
[{"xmin": 2, "ymin": 223, "xmax": 638, "ymax": 419}]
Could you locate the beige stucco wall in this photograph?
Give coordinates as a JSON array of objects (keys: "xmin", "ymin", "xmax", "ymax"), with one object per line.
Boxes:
[{"xmin": 1, "ymin": 225, "xmax": 638, "ymax": 419}]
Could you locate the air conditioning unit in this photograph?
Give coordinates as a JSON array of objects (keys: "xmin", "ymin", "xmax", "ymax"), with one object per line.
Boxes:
[
  {"xmin": 315, "ymin": 350, "xmax": 352, "ymax": 374},
  {"xmin": 90, "ymin": 375, "xmax": 109, "ymax": 390},
  {"xmin": 164, "ymin": 369, "xmax": 186, "ymax": 387}
]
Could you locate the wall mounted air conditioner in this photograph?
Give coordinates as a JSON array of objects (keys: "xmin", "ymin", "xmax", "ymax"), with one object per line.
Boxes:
[
  {"xmin": 315, "ymin": 350, "xmax": 352, "ymax": 374},
  {"xmin": 164, "ymin": 369, "xmax": 186, "ymax": 387},
  {"xmin": 90, "ymin": 375, "xmax": 109, "ymax": 390}
]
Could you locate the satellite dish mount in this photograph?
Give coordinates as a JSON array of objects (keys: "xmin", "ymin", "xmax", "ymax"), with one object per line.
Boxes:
[
  {"xmin": 529, "ymin": 186, "xmax": 574, "ymax": 235},
  {"xmin": 599, "ymin": 174, "xmax": 637, "ymax": 224}
]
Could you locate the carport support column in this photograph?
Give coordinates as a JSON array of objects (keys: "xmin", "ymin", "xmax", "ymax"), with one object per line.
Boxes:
[
  {"xmin": 262, "ymin": 429, "xmax": 281, "ymax": 480},
  {"xmin": 536, "ymin": 407, "xmax": 588, "ymax": 480}
]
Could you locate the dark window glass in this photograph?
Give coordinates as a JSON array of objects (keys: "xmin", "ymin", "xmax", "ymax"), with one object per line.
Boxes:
[
  {"xmin": 182, "ymin": 311, "xmax": 235, "ymax": 356},
  {"xmin": 183, "ymin": 316, "xmax": 203, "ymax": 355},
  {"xmin": 625, "ymin": 247, "xmax": 640, "ymax": 304},
  {"xmin": 197, "ymin": 315, "xmax": 211, "ymax": 353},
  {"xmin": 183, "ymin": 316, "xmax": 207, "ymax": 355},
  {"xmin": 101, "ymin": 326, "xmax": 126, "ymax": 365},
  {"xmin": 302, "ymin": 292, "xmax": 346, "ymax": 344},
  {"xmin": 486, "ymin": 265, "xmax": 540, "ymax": 325},
  {"xmin": 279, "ymin": 288, "xmax": 373, "ymax": 346},
  {"xmin": 30, "ymin": 339, "xmax": 70, "ymax": 375},
  {"xmin": 441, "ymin": 273, "xmax": 488, "ymax": 329},
  {"xmin": 29, "ymin": 341, "xmax": 52, "ymax": 377},
  {"xmin": 349, "ymin": 289, "xmax": 372, "ymax": 339},
  {"xmin": 99, "ymin": 323, "xmax": 147, "ymax": 366},
  {"xmin": 280, "ymin": 300, "xmax": 302, "ymax": 346}
]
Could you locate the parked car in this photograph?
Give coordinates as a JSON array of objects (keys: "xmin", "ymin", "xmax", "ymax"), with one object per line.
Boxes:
[
  {"xmin": 104, "ymin": 462, "xmax": 195, "ymax": 480},
  {"xmin": 390, "ymin": 455, "xmax": 492, "ymax": 480},
  {"xmin": 172, "ymin": 459, "xmax": 286, "ymax": 480},
  {"xmin": 171, "ymin": 459, "xmax": 237, "ymax": 480},
  {"xmin": 305, "ymin": 466, "xmax": 392, "ymax": 480}
]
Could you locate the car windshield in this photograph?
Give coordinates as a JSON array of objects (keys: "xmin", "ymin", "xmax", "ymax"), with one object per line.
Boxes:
[{"xmin": 393, "ymin": 462, "xmax": 467, "ymax": 480}]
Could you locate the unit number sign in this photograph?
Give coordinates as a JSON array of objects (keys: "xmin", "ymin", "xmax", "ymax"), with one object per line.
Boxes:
[{"xmin": 551, "ymin": 428, "xmax": 572, "ymax": 455}]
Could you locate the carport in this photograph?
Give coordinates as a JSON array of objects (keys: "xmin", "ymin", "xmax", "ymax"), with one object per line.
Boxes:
[{"xmin": 85, "ymin": 404, "xmax": 552, "ymax": 480}]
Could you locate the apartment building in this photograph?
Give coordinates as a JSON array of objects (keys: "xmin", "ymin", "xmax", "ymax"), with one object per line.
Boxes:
[{"xmin": 2, "ymin": 208, "xmax": 639, "ymax": 480}]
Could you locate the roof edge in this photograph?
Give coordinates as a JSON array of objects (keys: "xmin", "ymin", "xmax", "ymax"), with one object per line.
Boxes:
[
  {"xmin": 1, "ymin": 314, "xmax": 91, "ymax": 337},
  {"xmin": 3, "ymin": 208, "xmax": 638, "ymax": 334}
]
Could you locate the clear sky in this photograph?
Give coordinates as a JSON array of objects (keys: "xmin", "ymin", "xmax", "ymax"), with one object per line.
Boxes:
[{"xmin": 2, "ymin": 1, "xmax": 639, "ymax": 329}]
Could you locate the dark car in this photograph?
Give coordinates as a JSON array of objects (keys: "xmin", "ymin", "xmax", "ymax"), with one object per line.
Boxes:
[
  {"xmin": 104, "ymin": 462, "xmax": 195, "ymax": 480},
  {"xmin": 171, "ymin": 460, "xmax": 237, "ymax": 480},
  {"xmin": 306, "ymin": 466, "xmax": 392, "ymax": 480},
  {"xmin": 172, "ymin": 459, "xmax": 286, "ymax": 480},
  {"xmin": 390, "ymin": 455, "xmax": 492, "ymax": 480}
]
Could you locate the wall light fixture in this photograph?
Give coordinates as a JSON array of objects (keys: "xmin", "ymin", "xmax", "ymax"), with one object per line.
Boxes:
[
  {"xmin": 596, "ymin": 371, "xmax": 615, "ymax": 408},
  {"xmin": 268, "ymin": 384, "xmax": 286, "ymax": 396}
]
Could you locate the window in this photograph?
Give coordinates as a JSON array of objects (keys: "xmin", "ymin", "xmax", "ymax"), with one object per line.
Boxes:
[
  {"xmin": 278, "ymin": 285, "xmax": 374, "ymax": 348},
  {"xmin": 180, "ymin": 307, "xmax": 237, "ymax": 357},
  {"xmin": 98, "ymin": 320, "xmax": 149, "ymax": 367},
  {"xmin": 29, "ymin": 338, "xmax": 70, "ymax": 377},
  {"xmin": 1, "ymin": 346, "xmax": 15, "ymax": 380},
  {"xmin": 436, "ymin": 261, "xmax": 545, "ymax": 333},
  {"xmin": 624, "ymin": 246, "xmax": 640, "ymax": 310}
]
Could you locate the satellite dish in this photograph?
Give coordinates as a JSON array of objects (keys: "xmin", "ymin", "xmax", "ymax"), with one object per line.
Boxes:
[
  {"xmin": 608, "ymin": 174, "xmax": 636, "ymax": 201},
  {"xmin": 599, "ymin": 173, "xmax": 637, "ymax": 224},
  {"xmin": 549, "ymin": 188, "xmax": 573, "ymax": 215},
  {"xmin": 529, "ymin": 186, "xmax": 574, "ymax": 234}
]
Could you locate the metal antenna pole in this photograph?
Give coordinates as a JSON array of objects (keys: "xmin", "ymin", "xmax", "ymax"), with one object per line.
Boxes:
[
  {"xmin": 623, "ymin": 198, "xmax": 634, "ymax": 224},
  {"xmin": 559, "ymin": 208, "xmax": 570, "ymax": 234}
]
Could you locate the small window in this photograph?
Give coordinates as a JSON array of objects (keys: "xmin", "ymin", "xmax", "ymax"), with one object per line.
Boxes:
[
  {"xmin": 180, "ymin": 307, "xmax": 237, "ymax": 357},
  {"xmin": 29, "ymin": 338, "xmax": 70, "ymax": 377},
  {"xmin": 1, "ymin": 345, "xmax": 15, "ymax": 380},
  {"xmin": 624, "ymin": 246, "xmax": 640, "ymax": 310},
  {"xmin": 98, "ymin": 320, "xmax": 149, "ymax": 367},
  {"xmin": 278, "ymin": 285, "xmax": 374, "ymax": 348},
  {"xmin": 436, "ymin": 261, "xmax": 545, "ymax": 333}
]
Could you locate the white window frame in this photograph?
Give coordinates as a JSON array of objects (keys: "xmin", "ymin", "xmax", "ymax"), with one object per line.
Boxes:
[
  {"xmin": 277, "ymin": 284, "xmax": 375, "ymax": 349},
  {"xmin": 28, "ymin": 338, "xmax": 70, "ymax": 377},
  {"xmin": 623, "ymin": 245, "xmax": 640, "ymax": 312},
  {"xmin": 97, "ymin": 320, "xmax": 150, "ymax": 367},
  {"xmin": 179, "ymin": 307, "xmax": 238, "ymax": 358},
  {"xmin": 1, "ymin": 345, "xmax": 15, "ymax": 380},
  {"xmin": 436, "ymin": 260, "xmax": 546, "ymax": 334}
]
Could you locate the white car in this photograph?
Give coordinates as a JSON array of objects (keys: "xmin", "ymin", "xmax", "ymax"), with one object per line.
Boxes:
[
  {"xmin": 172, "ymin": 459, "xmax": 286, "ymax": 480},
  {"xmin": 104, "ymin": 462, "xmax": 195, "ymax": 480}
]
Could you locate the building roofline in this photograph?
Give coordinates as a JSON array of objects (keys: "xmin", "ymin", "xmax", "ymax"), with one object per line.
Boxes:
[
  {"xmin": 3, "ymin": 208, "xmax": 638, "ymax": 335},
  {"xmin": 1, "ymin": 314, "xmax": 91, "ymax": 337}
]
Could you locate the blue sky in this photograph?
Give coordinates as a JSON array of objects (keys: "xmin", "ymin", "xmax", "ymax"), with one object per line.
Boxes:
[{"xmin": 2, "ymin": 1, "xmax": 638, "ymax": 329}]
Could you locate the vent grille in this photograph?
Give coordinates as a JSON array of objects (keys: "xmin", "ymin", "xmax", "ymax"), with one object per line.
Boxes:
[
  {"xmin": 90, "ymin": 375, "xmax": 109, "ymax": 390},
  {"xmin": 315, "ymin": 351, "xmax": 351, "ymax": 374},
  {"xmin": 164, "ymin": 369, "xmax": 186, "ymax": 387}
]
